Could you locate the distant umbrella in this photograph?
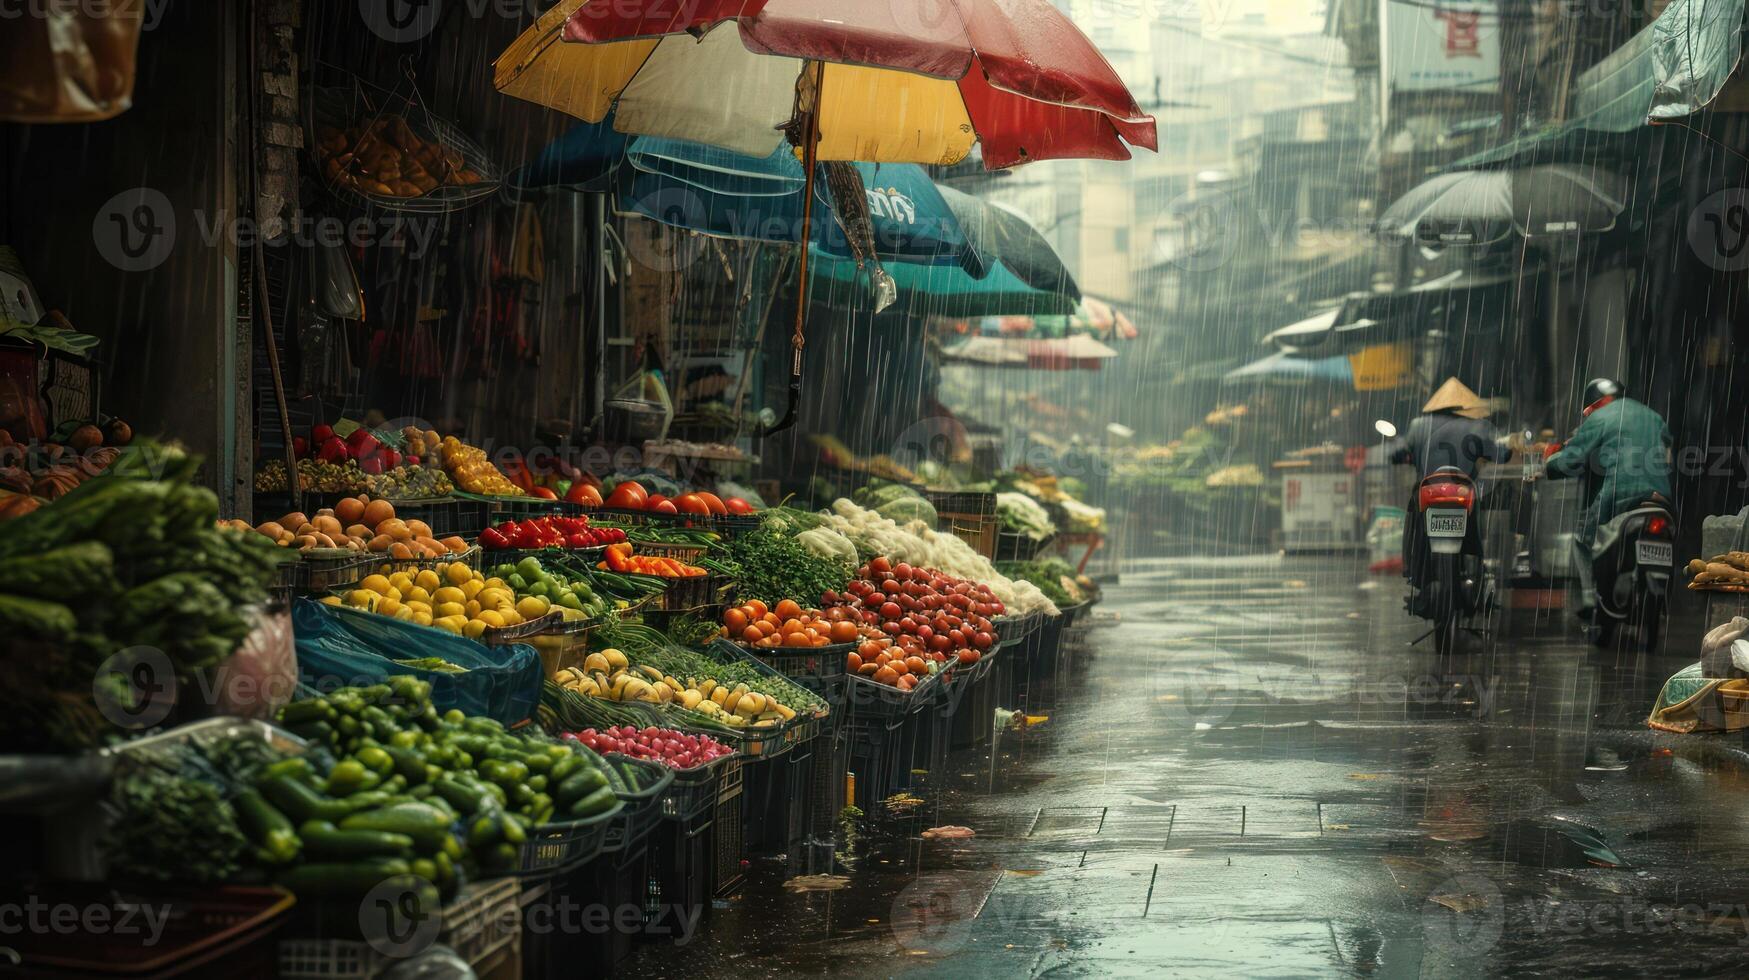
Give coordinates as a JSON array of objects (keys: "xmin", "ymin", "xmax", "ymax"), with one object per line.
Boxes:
[{"xmin": 1378, "ymin": 165, "xmax": 1628, "ymax": 246}]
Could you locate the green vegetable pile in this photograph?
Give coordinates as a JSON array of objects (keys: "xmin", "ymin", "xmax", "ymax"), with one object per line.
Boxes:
[
  {"xmin": 104, "ymin": 747, "xmax": 250, "ymax": 884},
  {"xmin": 715, "ymin": 523, "xmax": 852, "ymax": 606},
  {"xmin": 997, "ymin": 557, "xmax": 1090, "ymax": 607},
  {"xmin": 0, "ymin": 445, "xmax": 292, "ymax": 750}
]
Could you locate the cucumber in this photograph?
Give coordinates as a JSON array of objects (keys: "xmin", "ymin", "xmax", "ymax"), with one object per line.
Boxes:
[
  {"xmin": 432, "ymin": 777, "xmax": 492, "ymax": 814},
  {"xmin": 275, "ymin": 860, "xmax": 414, "ymax": 897},
  {"xmin": 278, "ymin": 699, "xmax": 331, "ymax": 725},
  {"xmin": 340, "ymin": 802, "xmax": 455, "ymax": 852},
  {"xmin": 259, "ymin": 775, "xmax": 352, "ymax": 823},
  {"xmin": 299, "ymin": 820, "xmax": 416, "ymax": 859},
  {"xmin": 554, "ymin": 767, "xmax": 608, "ymax": 805},
  {"xmin": 234, "ymin": 790, "xmax": 301, "ymax": 865},
  {"xmin": 569, "ymin": 785, "xmax": 618, "ymax": 819}
]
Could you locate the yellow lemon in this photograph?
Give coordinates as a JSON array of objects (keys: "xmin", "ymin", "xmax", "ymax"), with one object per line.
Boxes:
[
  {"xmin": 320, "ymin": 595, "xmax": 343, "ymax": 606},
  {"xmin": 388, "ymin": 571, "xmax": 414, "ymax": 593},
  {"xmin": 393, "ymin": 605, "xmax": 415, "ymax": 622},
  {"xmin": 407, "ymin": 600, "xmax": 432, "ymax": 616},
  {"xmin": 460, "ymin": 579, "xmax": 484, "ymax": 600},
  {"xmin": 445, "ymin": 562, "xmax": 475, "ymax": 587},
  {"xmin": 478, "ymin": 588, "xmax": 510, "ymax": 608},
  {"xmin": 414, "ymin": 569, "xmax": 442, "ymax": 592},
  {"xmin": 516, "ymin": 596, "xmax": 550, "ymax": 620},
  {"xmin": 346, "ymin": 589, "xmax": 376, "ymax": 608},
  {"xmin": 432, "ymin": 586, "xmax": 466, "ymax": 606},
  {"xmin": 476, "ymin": 609, "xmax": 506, "ymax": 629},
  {"xmin": 483, "ymin": 577, "xmax": 508, "ymax": 592},
  {"xmin": 404, "ymin": 586, "xmax": 431, "ymax": 605},
  {"xmin": 376, "ymin": 596, "xmax": 402, "ymax": 618},
  {"xmin": 412, "ymin": 611, "xmax": 433, "ymax": 627},
  {"xmin": 360, "ymin": 574, "xmax": 392, "ymax": 596},
  {"xmin": 463, "ymin": 619, "xmax": 489, "ymax": 640},
  {"xmin": 435, "ymin": 601, "xmax": 466, "ymax": 619},
  {"xmin": 465, "ymin": 600, "xmax": 482, "ymax": 617},
  {"xmin": 499, "ymin": 607, "xmax": 524, "ymax": 627},
  {"xmin": 434, "ymin": 615, "xmax": 467, "ymax": 634},
  {"xmin": 382, "ymin": 586, "xmax": 403, "ymax": 603}
]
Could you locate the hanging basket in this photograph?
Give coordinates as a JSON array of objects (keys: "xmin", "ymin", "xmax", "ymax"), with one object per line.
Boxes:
[{"xmin": 308, "ymin": 76, "xmax": 499, "ymax": 215}]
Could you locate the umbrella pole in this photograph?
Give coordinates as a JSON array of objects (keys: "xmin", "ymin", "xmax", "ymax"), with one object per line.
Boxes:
[{"xmin": 759, "ymin": 62, "xmax": 823, "ymax": 437}]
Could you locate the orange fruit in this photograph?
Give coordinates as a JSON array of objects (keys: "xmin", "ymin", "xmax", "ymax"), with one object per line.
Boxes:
[
  {"xmin": 335, "ymin": 497, "xmax": 366, "ymax": 525},
  {"xmin": 741, "ymin": 625, "xmax": 762, "ymax": 643},
  {"xmin": 905, "ymin": 656, "xmax": 928, "ymax": 675},
  {"xmin": 829, "ymin": 621, "xmax": 859, "ymax": 644},
  {"xmin": 873, "ymin": 665, "xmax": 899, "ymax": 685},
  {"xmin": 756, "ymin": 620, "xmax": 778, "ymax": 638},
  {"xmin": 724, "ymin": 608, "xmax": 749, "ymax": 633},
  {"xmin": 781, "ymin": 618, "xmax": 805, "ymax": 635},
  {"xmin": 847, "ymin": 652, "xmax": 863, "ymax": 671},
  {"xmin": 783, "ymin": 632, "xmax": 810, "ymax": 648},
  {"xmin": 362, "ymin": 498, "xmax": 396, "ymax": 528},
  {"xmin": 746, "ymin": 599, "xmax": 768, "ymax": 617},
  {"xmin": 774, "ymin": 599, "xmax": 802, "ymax": 621}
]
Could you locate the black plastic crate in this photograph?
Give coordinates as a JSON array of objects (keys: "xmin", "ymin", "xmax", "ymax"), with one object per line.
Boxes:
[
  {"xmin": 921, "ymin": 489, "xmax": 995, "ymax": 516},
  {"xmin": 712, "ymin": 791, "xmax": 747, "ymax": 896},
  {"xmin": 742, "ymin": 741, "xmax": 818, "ymax": 855},
  {"xmin": 807, "ymin": 725, "xmax": 846, "ymax": 841},
  {"xmin": 648, "ymin": 813, "xmax": 714, "ymax": 941},
  {"xmin": 843, "ymin": 710, "xmax": 905, "ymax": 808},
  {"xmin": 570, "ymin": 841, "xmax": 649, "ymax": 973},
  {"xmin": 602, "ymin": 754, "xmax": 675, "ymax": 854},
  {"xmin": 994, "ymin": 530, "xmax": 1053, "ymax": 562},
  {"xmin": 660, "ymin": 754, "xmax": 741, "ymax": 822},
  {"xmin": 742, "ymin": 642, "xmax": 849, "ymax": 710}
]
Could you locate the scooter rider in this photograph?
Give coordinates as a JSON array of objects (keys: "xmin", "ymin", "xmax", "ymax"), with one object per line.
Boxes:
[
  {"xmin": 1541, "ymin": 378, "xmax": 1674, "ymax": 614},
  {"xmin": 1391, "ymin": 378, "xmax": 1512, "ymax": 600}
]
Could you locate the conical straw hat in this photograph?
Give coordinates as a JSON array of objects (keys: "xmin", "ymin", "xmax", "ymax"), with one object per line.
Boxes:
[{"xmin": 1423, "ymin": 377, "xmax": 1489, "ymax": 419}]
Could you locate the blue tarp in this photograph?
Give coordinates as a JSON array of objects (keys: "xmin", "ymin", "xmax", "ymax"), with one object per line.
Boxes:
[{"xmin": 292, "ymin": 599, "xmax": 543, "ymax": 727}]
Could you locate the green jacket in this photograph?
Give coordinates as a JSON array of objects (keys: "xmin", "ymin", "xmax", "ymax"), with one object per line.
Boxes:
[{"xmin": 1544, "ymin": 397, "xmax": 1673, "ymax": 520}]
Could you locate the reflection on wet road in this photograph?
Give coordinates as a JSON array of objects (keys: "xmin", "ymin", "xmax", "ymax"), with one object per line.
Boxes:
[{"xmin": 623, "ymin": 556, "xmax": 1749, "ymax": 977}]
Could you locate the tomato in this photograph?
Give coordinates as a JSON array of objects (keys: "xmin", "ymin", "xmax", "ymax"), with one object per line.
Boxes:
[
  {"xmin": 674, "ymin": 493, "xmax": 711, "ymax": 516},
  {"xmin": 694, "ymin": 491, "xmax": 728, "ymax": 516},
  {"xmin": 651, "ymin": 499, "xmax": 678, "ymax": 514},
  {"xmin": 605, "ymin": 483, "xmax": 645, "ymax": 509},
  {"xmin": 724, "ymin": 497, "xmax": 754, "ymax": 515},
  {"xmin": 564, "ymin": 482, "xmax": 603, "ymax": 506},
  {"xmin": 530, "ymin": 486, "xmax": 558, "ymax": 500},
  {"xmin": 644, "ymin": 494, "xmax": 668, "ymax": 510}
]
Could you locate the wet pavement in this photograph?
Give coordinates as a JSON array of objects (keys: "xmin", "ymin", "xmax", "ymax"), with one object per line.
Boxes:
[{"xmin": 620, "ymin": 556, "xmax": 1749, "ymax": 977}]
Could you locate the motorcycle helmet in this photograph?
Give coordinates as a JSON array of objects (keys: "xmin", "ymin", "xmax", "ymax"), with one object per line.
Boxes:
[{"xmin": 1582, "ymin": 378, "xmax": 1623, "ymax": 414}]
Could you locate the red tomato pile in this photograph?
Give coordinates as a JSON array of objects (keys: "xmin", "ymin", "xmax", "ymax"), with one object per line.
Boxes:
[
  {"xmin": 563, "ymin": 726, "xmax": 733, "ymax": 770},
  {"xmin": 478, "ymin": 516, "xmax": 627, "ymax": 550},
  {"xmin": 825, "ymin": 556, "xmax": 1005, "ymax": 685},
  {"xmin": 601, "ymin": 481, "xmax": 757, "ymax": 517}
]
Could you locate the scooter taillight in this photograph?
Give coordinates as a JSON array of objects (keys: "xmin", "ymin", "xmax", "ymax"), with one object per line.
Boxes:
[
  {"xmin": 1647, "ymin": 516, "xmax": 1669, "ymax": 537},
  {"xmin": 1419, "ymin": 481, "xmax": 1475, "ymax": 511}
]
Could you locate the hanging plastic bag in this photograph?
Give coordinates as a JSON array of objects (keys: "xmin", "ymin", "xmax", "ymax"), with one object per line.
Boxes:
[
  {"xmin": 212, "ymin": 606, "xmax": 297, "ymax": 720},
  {"xmin": 0, "ymin": 1, "xmax": 147, "ymax": 123}
]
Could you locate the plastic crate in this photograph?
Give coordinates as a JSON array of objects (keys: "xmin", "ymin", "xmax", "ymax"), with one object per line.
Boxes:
[
  {"xmin": 602, "ymin": 753, "xmax": 677, "ymax": 853},
  {"xmin": 921, "ymin": 489, "xmax": 996, "ymax": 516},
  {"xmin": 712, "ymin": 791, "xmax": 747, "ymax": 896},
  {"xmin": 940, "ymin": 510, "xmax": 998, "ymax": 559},
  {"xmin": 807, "ymin": 724, "xmax": 847, "ymax": 840},
  {"xmin": 648, "ymin": 811, "xmax": 714, "ymax": 938},
  {"xmin": 660, "ymin": 754, "xmax": 742, "ymax": 821},
  {"xmin": 443, "ymin": 877, "xmax": 521, "ymax": 968},
  {"xmin": 842, "ymin": 706, "xmax": 906, "ymax": 807},
  {"xmin": 707, "ymin": 639, "xmax": 835, "ymax": 722},
  {"xmin": 843, "ymin": 668, "xmax": 946, "ymax": 722},
  {"xmin": 632, "ymin": 540, "xmax": 709, "ymax": 562},
  {"xmin": 384, "ymin": 497, "xmax": 466, "ymax": 538},
  {"xmin": 739, "ymin": 641, "xmax": 849, "ymax": 710},
  {"xmin": 655, "ymin": 572, "xmax": 731, "ymax": 612},
  {"xmin": 515, "ymin": 798, "xmax": 624, "ymax": 878},
  {"xmin": 277, "ymin": 939, "xmax": 387, "ymax": 980},
  {"xmin": 363, "ymin": 544, "xmax": 484, "ymax": 580},
  {"xmin": 571, "ymin": 841, "xmax": 649, "ymax": 973},
  {"xmin": 994, "ymin": 530, "xmax": 1053, "ymax": 562},
  {"xmin": 2, "ymin": 884, "xmax": 292, "ymax": 979}
]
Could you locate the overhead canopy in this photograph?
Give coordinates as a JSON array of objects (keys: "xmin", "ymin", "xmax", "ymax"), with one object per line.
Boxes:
[
  {"xmin": 1269, "ymin": 267, "xmax": 1529, "ymax": 355},
  {"xmin": 1378, "ymin": 166, "xmax": 1629, "ymax": 246},
  {"xmin": 1453, "ymin": 0, "xmax": 1744, "ymax": 169},
  {"xmin": 811, "ymin": 252, "xmax": 1079, "ymax": 318},
  {"xmin": 937, "ymin": 296, "xmax": 1138, "ymax": 341},
  {"xmin": 940, "ymin": 334, "xmax": 1117, "ymax": 370},
  {"xmin": 1223, "ymin": 351, "xmax": 1353, "ymax": 385},
  {"xmin": 510, "ymin": 120, "xmax": 982, "ymax": 271},
  {"xmin": 937, "ymin": 186, "xmax": 1080, "ymax": 296}
]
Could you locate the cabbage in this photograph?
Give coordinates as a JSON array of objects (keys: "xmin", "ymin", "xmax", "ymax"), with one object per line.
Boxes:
[{"xmin": 876, "ymin": 495, "xmax": 937, "ymax": 526}]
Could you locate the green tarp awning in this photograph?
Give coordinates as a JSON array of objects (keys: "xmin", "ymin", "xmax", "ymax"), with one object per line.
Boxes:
[
  {"xmin": 1453, "ymin": 0, "xmax": 1743, "ymax": 169},
  {"xmin": 808, "ymin": 253, "xmax": 1079, "ymax": 318}
]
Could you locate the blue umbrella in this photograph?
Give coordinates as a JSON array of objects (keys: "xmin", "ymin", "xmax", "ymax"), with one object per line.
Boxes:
[
  {"xmin": 510, "ymin": 120, "xmax": 981, "ymax": 273},
  {"xmin": 1223, "ymin": 351, "xmax": 1353, "ymax": 385}
]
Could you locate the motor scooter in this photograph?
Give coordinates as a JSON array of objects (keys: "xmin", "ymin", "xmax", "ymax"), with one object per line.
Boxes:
[
  {"xmin": 1410, "ymin": 466, "xmax": 1488, "ymax": 655},
  {"xmin": 1583, "ymin": 495, "xmax": 1674, "ymax": 650}
]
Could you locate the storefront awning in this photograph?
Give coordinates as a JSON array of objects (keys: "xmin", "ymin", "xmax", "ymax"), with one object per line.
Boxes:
[
  {"xmin": 1270, "ymin": 267, "xmax": 1530, "ymax": 355},
  {"xmin": 1453, "ymin": 0, "xmax": 1744, "ymax": 169},
  {"xmin": 1223, "ymin": 351, "xmax": 1353, "ymax": 385},
  {"xmin": 939, "ymin": 334, "xmax": 1117, "ymax": 370}
]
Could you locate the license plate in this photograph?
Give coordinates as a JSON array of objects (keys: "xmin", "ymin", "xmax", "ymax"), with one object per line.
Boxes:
[
  {"xmin": 1636, "ymin": 540, "xmax": 1673, "ymax": 566},
  {"xmin": 1426, "ymin": 510, "xmax": 1467, "ymax": 537}
]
